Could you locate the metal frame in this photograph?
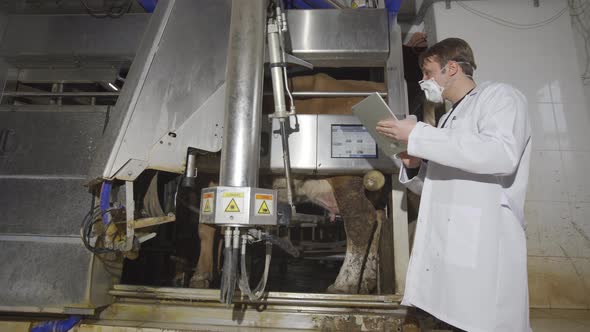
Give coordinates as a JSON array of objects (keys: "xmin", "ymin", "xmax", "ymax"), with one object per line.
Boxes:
[
  {"xmin": 385, "ymin": 14, "xmax": 411, "ymax": 296},
  {"xmin": 15, "ymin": 68, "xmax": 119, "ymax": 84},
  {"xmin": 77, "ymin": 285, "xmax": 406, "ymax": 331},
  {"xmin": 391, "ymin": 177, "xmax": 410, "ymax": 295}
]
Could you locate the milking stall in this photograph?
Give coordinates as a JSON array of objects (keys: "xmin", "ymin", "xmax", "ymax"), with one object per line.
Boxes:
[{"xmin": 1, "ymin": 0, "xmax": 590, "ymax": 331}]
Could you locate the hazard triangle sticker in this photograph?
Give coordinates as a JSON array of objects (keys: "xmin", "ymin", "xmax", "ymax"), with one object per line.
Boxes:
[
  {"xmin": 203, "ymin": 200, "xmax": 212, "ymax": 213},
  {"xmin": 224, "ymin": 198, "xmax": 240, "ymax": 212},
  {"xmin": 257, "ymin": 201, "xmax": 270, "ymax": 215}
]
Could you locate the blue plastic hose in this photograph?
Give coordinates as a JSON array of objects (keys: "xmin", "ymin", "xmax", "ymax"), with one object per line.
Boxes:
[
  {"xmin": 137, "ymin": 0, "xmax": 158, "ymax": 13},
  {"xmin": 31, "ymin": 315, "xmax": 81, "ymax": 332},
  {"xmin": 100, "ymin": 181, "xmax": 112, "ymax": 225}
]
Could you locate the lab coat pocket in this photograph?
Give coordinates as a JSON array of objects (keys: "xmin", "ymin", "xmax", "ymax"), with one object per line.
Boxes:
[
  {"xmin": 450, "ymin": 118, "xmax": 476, "ymax": 131},
  {"xmin": 449, "ymin": 118, "xmax": 466, "ymax": 129},
  {"xmin": 445, "ymin": 205, "xmax": 482, "ymax": 268}
]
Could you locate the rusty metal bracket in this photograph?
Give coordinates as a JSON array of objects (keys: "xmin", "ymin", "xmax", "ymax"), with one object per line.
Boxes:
[{"xmin": 129, "ymin": 213, "xmax": 176, "ymax": 229}]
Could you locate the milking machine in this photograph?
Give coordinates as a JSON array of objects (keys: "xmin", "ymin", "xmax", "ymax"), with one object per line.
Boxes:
[
  {"xmin": 79, "ymin": 0, "xmax": 408, "ymax": 317},
  {"xmin": 198, "ymin": 0, "xmax": 304, "ymax": 305}
]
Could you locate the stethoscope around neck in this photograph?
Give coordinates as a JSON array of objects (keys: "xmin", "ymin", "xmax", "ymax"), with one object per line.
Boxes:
[{"xmin": 439, "ymin": 88, "xmax": 476, "ymax": 128}]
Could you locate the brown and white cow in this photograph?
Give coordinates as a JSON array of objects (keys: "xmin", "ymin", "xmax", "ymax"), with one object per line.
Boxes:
[{"xmin": 189, "ymin": 176, "xmax": 386, "ymax": 294}]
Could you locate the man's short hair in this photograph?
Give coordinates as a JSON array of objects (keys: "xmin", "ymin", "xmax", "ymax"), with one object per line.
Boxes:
[{"xmin": 419, "ymin": 38, "xmax": 477, "ymax": 76}]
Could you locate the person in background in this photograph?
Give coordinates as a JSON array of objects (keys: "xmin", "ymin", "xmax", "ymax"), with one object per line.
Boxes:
[{"xmin": 376, "ymin": 37, "xmax": 532, "ymax": 332}]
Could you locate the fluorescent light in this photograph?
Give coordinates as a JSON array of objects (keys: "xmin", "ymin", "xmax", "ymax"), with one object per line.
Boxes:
[{"xmin": 108, "ymin": 82, "xmax": 119, "ymax": 91}]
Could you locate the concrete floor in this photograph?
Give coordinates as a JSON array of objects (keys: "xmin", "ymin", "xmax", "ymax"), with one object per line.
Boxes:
[{"xmin": 530, "ymin": 309, "xmax": 590, "ymax": 332}]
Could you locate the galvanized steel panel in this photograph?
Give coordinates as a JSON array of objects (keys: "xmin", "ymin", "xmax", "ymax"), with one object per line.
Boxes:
[
  {"xmin": 266, "ymin": 115, "xmax": 396, "ymax": 174},
  {"xmin": 268, "ymin": 115, "xmax": 318, "ymax": 174},
  {"xmin": 0, "ymin": 178, "xmax": 91, "ymax": 236},
  {"xmin": 0, "ymin": 107, "xmax": 107, "ymax": 176},
  {"xmin": 0, "ymin": 14, "xmax": 148, "ymax": 59},
  {"xmin": 89, "ymin": 0, "xmax": 230, "ymax": 181},
  {"xmin": 288, "ymin": 9, "xmax": 390, "ymax": 67},
  {"xmin": 0, "ymin": 241, "xmax": 91, "ymax": 308}
]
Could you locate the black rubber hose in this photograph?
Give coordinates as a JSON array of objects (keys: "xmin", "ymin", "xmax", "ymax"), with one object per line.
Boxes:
[
  {"xmin": 219, "ymin": 246, "xmax": 232, "ymax": 304},
  {"xmin": 261, "ymin": 233, "xmax": 299, "ymax": 257}
]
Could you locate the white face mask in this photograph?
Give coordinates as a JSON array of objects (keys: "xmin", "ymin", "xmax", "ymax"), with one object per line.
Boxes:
[
  {"xmin": 418, "ymin": 61, "xmax": 471, "ymax": 104},
  {"xmin": 419, "ymin": 78, "xmax": 444, "ymax": 103}
]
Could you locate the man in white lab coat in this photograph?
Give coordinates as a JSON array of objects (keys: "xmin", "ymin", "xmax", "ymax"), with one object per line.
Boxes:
[{"xmin": 376, "ymin": 38, "xmax": 532, "ymax": 332}]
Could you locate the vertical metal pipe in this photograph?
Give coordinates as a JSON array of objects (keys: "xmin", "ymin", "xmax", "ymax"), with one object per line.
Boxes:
[
  {"xmin": 279, "ymin": 119, "xmax": 294, "ymax": 207},
  {"xmin": 57, "ymin": 83, "xmax": 63, "ymax": 105},
  {"xmin": 50, "ymin": 83, "xmax": 57, "ymax": 105},
  {"xmin": 219, "ymin": 0, "xmax": 267, "ymax": 188},
  {"xmin": 268, "ymin": 18, "xmax": 288, "ymax": 117},
  {"xmin": 124, "ymin": 180, "xmax": 135, "ymax": 251},
  {"xmin": 182, "ymin": 152, "xmax": 197, "ymax": 187}
]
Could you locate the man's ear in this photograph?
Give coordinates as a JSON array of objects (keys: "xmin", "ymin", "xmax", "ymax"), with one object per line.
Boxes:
[{"xmin": 448, "ymin": 61, "xmax": 460, "ymax": 76}]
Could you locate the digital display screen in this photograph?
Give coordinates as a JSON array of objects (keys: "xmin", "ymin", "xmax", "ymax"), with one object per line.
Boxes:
[{"xmin": 331, "ymin": 124, "xmax": 378, "ymax": 158}]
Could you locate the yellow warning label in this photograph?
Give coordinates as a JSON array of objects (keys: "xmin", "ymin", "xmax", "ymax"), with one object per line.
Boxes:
[
  {"xmin": 224, "ymin": 198, "xmax": 240, "ymax": 212},
  {"xmin": 203, "ymin": 200, "xmax": 212, "ymax": 213},
  {"xmin": 257, "ymin": 201, "xmax": 270, "ymax": 214},
  {"xmin": 223, "ymin": 192, "xmax": 244, "ymax": 198},
  {"xmin": 255, "ymin": 194, "xmax": 273, "ymax": 200}
]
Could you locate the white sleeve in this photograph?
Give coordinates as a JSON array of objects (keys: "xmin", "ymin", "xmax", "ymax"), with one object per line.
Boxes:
[
  {"xmin": 399, "ymin": 160, "xmax": 427, "ymax": 195},
  {"xmin": 407, "ymin": 86, "xmax": 530, "ymax": 176}
]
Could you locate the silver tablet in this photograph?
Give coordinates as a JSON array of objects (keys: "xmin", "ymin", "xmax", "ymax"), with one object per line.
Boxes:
[{"xmin": 351, "ymin": 93, "xmax": 407, "ymax": 157}]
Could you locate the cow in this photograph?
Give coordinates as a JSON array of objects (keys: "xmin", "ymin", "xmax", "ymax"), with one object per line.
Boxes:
[{"xmin": 189, "ymin": 74, "xmax": 390, "ymax": 294}]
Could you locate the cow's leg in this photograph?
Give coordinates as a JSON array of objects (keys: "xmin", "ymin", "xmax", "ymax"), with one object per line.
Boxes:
[
  {"xmin": 189, "ymin": 223, "xmax": 216, "ymax": 288},
  {"xmin": 327, "ymin": 212, "xmax": 383, "ymax": 294},
  {"xmin": 326, "ymin": 176, "xmax": 380, "ymax": 294},
  {"xmin": 359, "ymin": 209, "xmax": 383, "ymax": 293}
]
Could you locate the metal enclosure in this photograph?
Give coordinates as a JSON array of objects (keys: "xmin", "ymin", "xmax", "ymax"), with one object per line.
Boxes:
[
  {"xmin": 200, "ymin": 187, "xmax": 278, "ymax": 226},
  {"xmin": 88, "ymin": 0, "xmax": 230, "ymax": 182},
  {"xmin": 288, "ymin": 9, "xmax": 389, "ymax": 67},
  {"xmin": 262, "ymin": 115, "xmax": 398, "ymax": 174}
]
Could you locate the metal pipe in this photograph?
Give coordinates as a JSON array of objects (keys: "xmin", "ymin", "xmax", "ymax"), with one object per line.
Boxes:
[
  {"xmin": 259, "ymin": 91, "xmax": 389, "ymax": 98},
  {"xmin": 109, "ymin": 287, "xmax": 402, "ymax": 309},
  {"xmin": 290, "ymin": 91, "xmax": 388, "ymax": 97},
  {"xmin": 219, "ymin": 228, "xmax": 233, "ymax": 304},
  {"xmin": 182, "ymin": 152, "xmax": 197, "ymax": 187},
  {"xmin": 279, "ymin": 119, "xmax": 294, "ymax": 208},
  {"xmin": 268, "ymin": 18, "xmax": 288, "ymax": 118},
  {"xmin": 268, "ymin": 5, "xmax": 295, "ymax": 210},
  {"xmin": 56, "ymin": 83, "xmax": 63, "ymax": 105},
  {"xmin": 124, "ymin": 181, "xmax": 135, "ymax": 252},
  {"xmin": 50, "ymin": 83, "xmax": 58, "ymax": 105},
  {"xmin": 3, "ymin": 92, "xmax": 120, "ymax": 97},
  {"xmin": 219, "ymin": 0, "xmax": 267, "ymax": 188}
]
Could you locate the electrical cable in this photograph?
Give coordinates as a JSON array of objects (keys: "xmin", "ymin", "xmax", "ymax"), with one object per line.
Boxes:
[
  {"xmin": 453, "ymin": 1, "xmax": 589, "ymax": 84},
  {"xmin": 568, "ymin": 0, "xmax": 590, "ymax": 84},
  {"xmin": 80, "ymin": 206, "xmax": 120, "ymax": 255},
  {"xmin": 456, "ymin": 1, "xmax": 568, "ymax": 30},
  {"xmin": 79, "ymin": 0, "xmax": 133, "ymax": 18}
]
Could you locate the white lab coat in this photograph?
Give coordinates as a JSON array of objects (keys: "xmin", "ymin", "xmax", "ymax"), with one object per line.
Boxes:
[{"xmin": 400, "ymin": 82, "xmax": 532, "ymax": 332}]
